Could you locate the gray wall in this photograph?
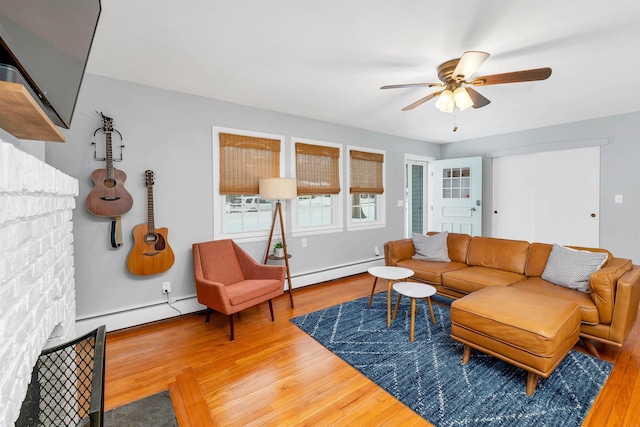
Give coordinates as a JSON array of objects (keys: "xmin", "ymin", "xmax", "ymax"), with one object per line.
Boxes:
[
  {"xmin": 440, "ymin": 112, "xmax": 640, "ymax": 261},
  {"xmin": 44, "ymin": 74, "xmax": 439, "ymax": 327}
]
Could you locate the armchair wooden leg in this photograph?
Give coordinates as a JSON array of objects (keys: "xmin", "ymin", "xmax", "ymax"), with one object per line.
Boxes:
[
  {"xmin": 228, "ymin": 314, "xmax": 235, "ymax": 342},
  {"xmin": 268, "ymin": 299, "xmax": 275, "ymax": 322},
  {"xmin": 205, "ymin": 308, "xmax": 212, "ymax": 324}
]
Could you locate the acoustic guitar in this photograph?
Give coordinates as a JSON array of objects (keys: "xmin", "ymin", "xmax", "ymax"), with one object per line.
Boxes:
[
  {"xmin": 85, "ymin": 113, "xmax": 133, "ymax": 218},
  {"xmin": 127, "ymin": 170, "xmax": 175, "ymax": 275}
]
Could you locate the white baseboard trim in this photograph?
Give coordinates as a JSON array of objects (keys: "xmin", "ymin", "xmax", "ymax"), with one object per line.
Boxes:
[{"xmin": 75, "ymin": 257, "xmax": 384, "ymax": 335}]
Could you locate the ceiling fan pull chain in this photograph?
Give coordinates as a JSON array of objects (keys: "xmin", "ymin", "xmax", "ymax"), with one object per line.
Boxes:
[{"xmin": 452, "ymin": 111, "xmax": 458, "ymax": 132}]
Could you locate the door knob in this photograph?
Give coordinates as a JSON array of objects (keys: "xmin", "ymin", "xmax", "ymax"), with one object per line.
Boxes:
[{"xmin": 591, "ymin": 213, "xmax": 596, "ymax": 217}]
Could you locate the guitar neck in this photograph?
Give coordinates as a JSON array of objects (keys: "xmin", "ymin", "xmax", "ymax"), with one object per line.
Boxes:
[
  {"xmin": 147, "ymin": 183, "xmax": 156, "ymax": 233},
  {"xmin": 105, "ymin": 131, "xmax": 114, "ymax": 180}
]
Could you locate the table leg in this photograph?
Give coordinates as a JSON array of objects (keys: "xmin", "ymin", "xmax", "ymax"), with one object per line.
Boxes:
[
  {"xmin": 368, "ymin": 277, "xmax": 378, "ymax": 307},
  {"xmin": 410, "ymin": 298, "xmax": 416, "ymax": 342},
  {"xmin": 426, "ymin": 296, "xmax": 436, "ymax": 325},
  {"xmin": 387, "ymin": 279, "xmax": 393, "ymax": 327},
  {"xmin": 392, "ymin": 294, "xmax": 402, "ymax": 320}
]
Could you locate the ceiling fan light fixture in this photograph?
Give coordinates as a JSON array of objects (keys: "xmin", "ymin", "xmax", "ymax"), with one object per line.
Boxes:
[
  {"xmin": 454, "ymin": 87, "xmax": 474, "ymax": 111},
  {"xmin": 435, "ymin": 89, "xmax": 455, "ymax": 113}
]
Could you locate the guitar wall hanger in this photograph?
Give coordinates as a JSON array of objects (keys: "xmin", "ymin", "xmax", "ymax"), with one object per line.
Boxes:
[{"xmin": 92, "ymin": 111, "xmax": 124, "ymax": 162}]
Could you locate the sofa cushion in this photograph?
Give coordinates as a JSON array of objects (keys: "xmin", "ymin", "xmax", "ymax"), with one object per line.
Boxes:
[
  {"xmin": 396, "ymin": 258, "xmax": 468, "ymax": 285},
  {"xmin": 466, "ymin": 236, "xmax": 530, "ymax": 274},
  {"xmin": 427, "ymin": 232, "xmax": 472, "ymax": 263},
  {"xmin": 589, "ymin": 258, "xmax": 633, "ymax": 324},
  {"xmin": 510, "ymin": 277, "xmax": 600, "ymax": 325},
  {"xmin": 542, "ymin": 244, "xmax": 608, "ymax": 293},
  {"xmin": 525, "ymin": 243, "xmax": 554, "ymax": 277},
  {"xmin": 442, "ymin": 266, "xmax": 526, "ymax": 294},
  {"xmin": 412, "ymin": 231, "xmax": 450, "ymax": 262}
]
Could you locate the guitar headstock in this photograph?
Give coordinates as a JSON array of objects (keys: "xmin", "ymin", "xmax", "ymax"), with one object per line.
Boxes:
[
  {"xmin": 97, "ymin": 111, "xmax": 114, "ymax": 132},
  {"xmin": 145, "ymin": 170, "xmax": 155, "ymax": 187}
]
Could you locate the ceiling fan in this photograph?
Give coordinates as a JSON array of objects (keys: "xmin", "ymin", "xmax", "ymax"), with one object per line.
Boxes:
[{"xmin": 381, "ymin": 51, "xmax": 552, "ymax": 113}]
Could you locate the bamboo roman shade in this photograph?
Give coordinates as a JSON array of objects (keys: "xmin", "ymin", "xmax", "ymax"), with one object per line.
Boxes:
[
  {"xmin": 219, "ymin": 133, "xmax": 281, "ymax": 195},
  {"xmin": 350, "ymin": 150, "xmax": 384, "ymax": 194},
  {"xmin": 295, "ymin": 142, "xmax": 341, "ymax": 195}
]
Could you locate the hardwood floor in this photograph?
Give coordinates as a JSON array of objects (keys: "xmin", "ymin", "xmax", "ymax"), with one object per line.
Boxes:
[{"xmin": 104, "ymin": 273, "xmax": 640, "ymax": 426}]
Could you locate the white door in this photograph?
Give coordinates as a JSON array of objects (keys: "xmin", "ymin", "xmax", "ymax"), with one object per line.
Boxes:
[
  {"xmin": 492, "ymin": 154, "xmax": 536, "ymax": 241},
  {"xmin": 432, "ymin": 156, "xmax": 482, "ymax": 236},
  {"xmin": 491, "ymin": 146, "xmax": 600, "ymax": 247},
  {"xmin": 535, "ymin": 147, "xmax": 600, "ymax": 246}
]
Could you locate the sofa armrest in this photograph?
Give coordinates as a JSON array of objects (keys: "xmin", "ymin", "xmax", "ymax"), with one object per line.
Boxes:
[
  {"xmin": 590, "ymin": 258, "xmax": 633, "ymax": 324},
  {"xmin": 608, "ymin": 265, "xmax": 640, "ymax": 344},
  {"xmin": 384, "ymin": 238, "xmax": 414, "ymax": 266}
]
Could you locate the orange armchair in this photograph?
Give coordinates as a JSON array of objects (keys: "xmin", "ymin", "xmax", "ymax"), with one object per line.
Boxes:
[{"xmin": 192, "ymin": 239, "xmax": 286, "ymax": 341}]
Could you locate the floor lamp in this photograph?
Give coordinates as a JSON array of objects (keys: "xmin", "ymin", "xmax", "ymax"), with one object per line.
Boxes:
[{"xmin": 260, "ymin": 177, "xmax": 297, "ymax": 308}]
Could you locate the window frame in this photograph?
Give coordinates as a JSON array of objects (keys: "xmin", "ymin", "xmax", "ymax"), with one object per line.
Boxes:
[
  {"xmin": 346, "ymin": 145, "xmax": 386, "ymax": 231},
  {"xmin": 212, "ymin": 126, "xmax": 286, "ymax": 242},
  {"xmin": 290, "ymin": 137, "xmax": 343, "ymax": 237}
]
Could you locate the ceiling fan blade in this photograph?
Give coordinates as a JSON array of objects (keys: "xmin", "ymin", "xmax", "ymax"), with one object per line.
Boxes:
[
  {"xmin": 452, "ymin": 51, "xmax": 490, "ymax": 80},
  {"xmin": 465, "ymin": 87, "xmax": 491, "ymax": 109},
  {"xmin": 381, "ymin": 82, "xmax": 443, "ymax": 89},
  {"xmin": 470, "ymin": 67, "xmax": 552, "ymax": 86},
  {"xmin": 401, "ymin": 91, "xmax": 442, "ymax": 111}
]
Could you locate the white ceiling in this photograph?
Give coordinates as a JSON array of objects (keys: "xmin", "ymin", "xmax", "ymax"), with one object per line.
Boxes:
[{"xmin": 85, "ymin": 0, "xmax": 640, "ymax": 144}]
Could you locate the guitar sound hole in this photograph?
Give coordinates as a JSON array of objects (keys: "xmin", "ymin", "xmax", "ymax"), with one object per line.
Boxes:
[
  {"xmin": 103, "ymin": 178, "xmax": 117, "ymax": 189},
  {"xmin": 144, "ymin": 233, "xmax": 158, "ymax": 245}
]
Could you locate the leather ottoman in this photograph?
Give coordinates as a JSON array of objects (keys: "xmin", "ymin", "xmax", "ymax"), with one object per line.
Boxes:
[{"xmin": 450, "ymin": 286, "xmax": 581, "ymax": 395}]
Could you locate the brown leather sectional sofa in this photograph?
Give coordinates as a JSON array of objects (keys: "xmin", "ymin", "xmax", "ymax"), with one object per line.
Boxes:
[{"xmin": 384, "ymin": 232, "xmax": 640, "ymax": 351}]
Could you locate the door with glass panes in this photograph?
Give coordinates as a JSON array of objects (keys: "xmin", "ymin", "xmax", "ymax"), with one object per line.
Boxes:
[{"xmin": 431, "ymin": 157, "xmax": 482, "ymax": 235}]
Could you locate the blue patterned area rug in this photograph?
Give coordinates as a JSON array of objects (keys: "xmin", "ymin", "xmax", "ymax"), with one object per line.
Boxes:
[{"xmin": 291, "ymin": 293, "xmax": 613, "ymax": 427}]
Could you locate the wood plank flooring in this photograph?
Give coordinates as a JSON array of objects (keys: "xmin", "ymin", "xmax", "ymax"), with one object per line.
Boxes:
[{"xmin": 104, "ymin": 273, "xmax": 640, "ymax": 426}]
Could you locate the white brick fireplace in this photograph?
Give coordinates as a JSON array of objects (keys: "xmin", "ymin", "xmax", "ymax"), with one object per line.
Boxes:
[{"xmin": 0, "ymin": 140, "xmax": 79, "ymax": 426}]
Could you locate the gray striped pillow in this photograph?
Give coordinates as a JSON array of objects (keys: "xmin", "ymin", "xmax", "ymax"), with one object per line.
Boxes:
[{"xmin": 541, "ymin": 244, "xmax": 608, "ymax": 293}]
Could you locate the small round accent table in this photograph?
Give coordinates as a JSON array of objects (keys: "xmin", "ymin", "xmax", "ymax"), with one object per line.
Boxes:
[
  {"xmin": 391, "ymin": 282, "xmax": 437, "ymax": 342},
  {"xmin": 367, "ymin": 266, "xmax": 414, "ymax": 328}
]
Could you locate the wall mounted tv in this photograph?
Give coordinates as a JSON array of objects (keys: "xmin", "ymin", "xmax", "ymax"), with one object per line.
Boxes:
[{"xmin": 0, "ymin": 0, "xmax": 101, "ymax": 129}]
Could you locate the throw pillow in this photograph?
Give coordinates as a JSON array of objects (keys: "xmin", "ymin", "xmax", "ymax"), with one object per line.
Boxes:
[
  {"xmin": 541, "ymin": 244, "xmax": 608, "ymax": 293},
  {"xmin": 412, "ymin": 232, "xmax": 450, "ymax": 262}
]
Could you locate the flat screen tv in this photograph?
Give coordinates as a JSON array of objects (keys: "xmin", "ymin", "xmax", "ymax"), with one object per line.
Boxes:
[{"xmin": 0, "ymin": 0, "xmax": 101, "ymax": 129}]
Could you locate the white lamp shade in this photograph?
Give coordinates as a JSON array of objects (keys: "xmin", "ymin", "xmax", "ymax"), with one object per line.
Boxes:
[
  {"xmin": 435, "ymin": 89, "xmax": 455, "ymax": 113},
  {"xmin": 454, "ymin": 87, "xmax": 474, "ymax": 111},
  {"xmin": 259, "ymin": 178, "xmax": 298, "ymax": 200}
]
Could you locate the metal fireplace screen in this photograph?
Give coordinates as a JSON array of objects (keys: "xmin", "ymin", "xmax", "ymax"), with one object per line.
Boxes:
[{"xmin": 17, "ymin": 326, "xmax": 106, "ymax": 427}]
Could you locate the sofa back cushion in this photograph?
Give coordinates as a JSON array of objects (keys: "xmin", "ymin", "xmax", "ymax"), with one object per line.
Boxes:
[
  {"xmin": 525, "ymin": 243, "xmax": 553, "ymax": 277},
  {"xmin": 427, "ymin": 232, "xmax": 471, "ymax": 263},
  {"xmin": 466, "ymin": 236, "xmax": 529, "ymax": 274}
]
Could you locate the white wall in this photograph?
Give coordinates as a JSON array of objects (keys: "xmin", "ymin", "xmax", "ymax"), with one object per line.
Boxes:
[
  {"xmin": 440, "ymin": 112, "xmax": 640, "ymax": 262},
  {"xmin": 45, "ymin": 74, "xmax": 440, "ymax": 333},
  {"xmin": 0, "ymin": 141, "xmax": 78, "ymax": 426}
]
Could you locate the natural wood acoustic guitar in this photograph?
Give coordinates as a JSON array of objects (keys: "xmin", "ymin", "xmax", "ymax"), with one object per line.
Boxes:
[
  {"xmin": 85, "ymin": 113, "xmax": 133, "ymax": 218},
  {"xmin": 127, "ymin": 170, "xmax": 175, "ymax": 275}
]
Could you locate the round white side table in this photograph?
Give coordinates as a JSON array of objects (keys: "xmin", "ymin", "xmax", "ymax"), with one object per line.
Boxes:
[
  {"xmin": 367, "ymin": 266, "xmax": 414, "ymax": 327},
  {"xmin": 391, "ymin": 282, "xmax": 437, "ymax": 342}
]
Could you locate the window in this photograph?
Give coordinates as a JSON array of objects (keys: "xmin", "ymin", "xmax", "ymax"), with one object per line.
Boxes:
[
  {"xmin": 291, "ymin": 139, "xmax": 343, "ymax": 235},
  {"xmin": 213, "ymin": 127, "xmax": 284, "ymax": 240},
  {"xmin": 347, "ymin": 147, "xmax": 385, "ymax": 229}
]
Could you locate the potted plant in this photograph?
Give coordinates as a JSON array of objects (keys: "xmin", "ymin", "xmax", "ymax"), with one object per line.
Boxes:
[{"xmin": 274, "ymin": 242, "xmax": 285, "ymax": 257}]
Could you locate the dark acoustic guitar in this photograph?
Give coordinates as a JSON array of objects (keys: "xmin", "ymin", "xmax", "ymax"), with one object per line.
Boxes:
[
  {"xmin": 127, "ymin": 170, "xmax": 175, "ymax": 275},
  {"xmin": 85, "ymin": 113, "xmax": 133, "ymax": 218}
]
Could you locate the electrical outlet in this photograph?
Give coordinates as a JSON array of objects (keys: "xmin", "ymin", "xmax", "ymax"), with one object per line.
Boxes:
[
  {"xmin": 301, "ymin": 238, "xmax": 307, "ymax": 248},
  {"xmin": 374, "ymin": 246, "xmax": 380, "ymax": 256},
  {"xmin": 162, "ymin": 281, "xmax": 171, "ymax": 294}
]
